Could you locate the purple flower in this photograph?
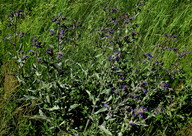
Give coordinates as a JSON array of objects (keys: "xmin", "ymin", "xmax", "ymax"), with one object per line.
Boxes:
[
  {"xmin": 103, "ymin": 103, "xmax": 108, "ymax": 107},
  {"xmin": 142, "ymin": 88, "xmax": 148, "ymax": 94},
  {"xmin": 164, "ymin": 33, "xmax": 168, "ymax": 37},
  {"xmin": 179, "ymin": 51, "xmax": 190, "ymax": 57},
  {"xmin": 124, "ymin": 14, "xmax": 128, "ymax": 17},
  {"xmin": 148, "ymin": 53, "xmax": 153, "ymax": 57},
  {"xmin": 173, "ymin": 38, "xmax": 178, "ymax": 41},
  {"xmin": 161, "ymin": 82, "xmax": 169, "ymax": 89},
  {"xmin": 142, "ymin": 81, "xmax": 147, "ymax": 86},
  {"xmin": 52, "ymin": 19, "xmax": 57, "ymax": 22},
  {"xmin": 142, "ymin": 53, "xmax": 147, "ymax": 57},
  {"xmin": 132, "ymin": 106, "xmax": 148, "ymax": 118},
  {"xmin": 115, "ymin": 55, "xmax": 120, "ymax": 61},
  {"xmin": 9, "ymin": 14, "xmax": 14, "ymax": 17},
  {"xmin": 129, "ymin": 17, "xmax": 133, "ymax": 21},
  {"xmin": 124, "ymin": 21, "xmax": 129, "ymax": 24},
  {"xmin": 37, "ymin": 58, "xmax": 43, "ymax": 62},
  {"xmin": 111, "ymin": 66, "xmax": 117, "ymax": 69},
  {"xmin": 21, "ymin": 55, "xmax": 28, "ymax": 61},
  {"xmin": 129, "ymin": 123, "xmax": 136, "ymax": 126},
  {"xmin": 173, "ymin": 48, "xmax": 178, "ymax": 52},
  {"xmin": 8, "ymin": 24, "xmax": 12, "ymax": 27},
  {"xmin": 104, "ymin": 7, "xmax": 108, "ymax": 11},
  {"xmin": 112, "ymin": 8, "xmax": 120, "ymax": 12},
  {"xmin": 29, "ymin": 50, "xmax": 35, "ymax": 56},
  {"xmin": 133, "ymin": 96, "xmax": 138, "ymax": 99},
  {"xmin": 106, "ymin": 35, "xmax": 112, "ymax": 39},
  {"xmin": 58, "ymin": 12, "xmax": 62, "ymax": 16},
  {"xmin": 58, "ymin": 52, "xmax": 64, "ymax": 59},
  {"xmin": 46, "ymin": 48, "xmax": 54, "ymax": 56},
  {"xmin": 173, "ymin": 35, "xmax": 178, "ymax": 38},
  {"xmin": 36, "ymin": 42, "xmax": 43, "ymax": 48},
  {"xmin": 154, "ymin": 108, "xmax": 164, "ymax": 115},
  {"xmin": 132, "ymin": 113, "xmax": 137, "ymax": 117},
  {"xmin": 122, "ymin": 85, "xmax": 127, "ymax": 90},
  {"xmin": 131, "ymin": 31, "xmax": 137, "ymax": 37},
  {"xmin": 19, "ymin": 32, "xmax": 26, "ymax": 38},
  {"xmin": 31, "ymin": 36, "xmax": 37, "ymax": 43},
  {"xmin": 120, "ymin": 76, "xmax": 125, "ymax": 81},
  {"xmin": 109, "ymin": 56, "xmax": 114, "ymax": 61},
  {"xmin": 122, "ymin": 35, "xmax": 130, "ymax": 40},
  {"xmin": 112, "ymin": 90, "xmax": 118, "ymax": 94},
  {"xmin": 49, "ymin": 29, "xmax": 55, "ymax": 36}
]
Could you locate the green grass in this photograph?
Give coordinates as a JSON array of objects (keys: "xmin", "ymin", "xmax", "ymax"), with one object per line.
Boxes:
[{"xmin": 0, "ymin": 0, "xmax": 192, "ymax": 135}]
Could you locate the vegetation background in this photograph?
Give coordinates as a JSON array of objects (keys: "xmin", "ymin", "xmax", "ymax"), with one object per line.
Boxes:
[{"xmin": 0, "ymin": 0, "xmax": 192, "ymax": 135}]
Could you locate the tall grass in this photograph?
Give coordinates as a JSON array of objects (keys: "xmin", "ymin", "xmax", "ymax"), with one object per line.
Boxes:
[{"xmin": 0, "ymin": 0, "xmax": 192, "ymax": 135}]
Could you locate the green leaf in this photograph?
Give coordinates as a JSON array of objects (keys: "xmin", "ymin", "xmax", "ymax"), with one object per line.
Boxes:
[
  {"xmin": 95, "ymin": 53, "xmax": 103, "ymax": 58},
  {"xmin": 106, "ymin": 95, "xmax": 113, "ymax": 102},
  {"xmin": 99, "ymin": 125, "xmax": 113, "ymax": 136},
  {"xmin": 30, "ymin": 115, "xmax": 50, "ymax": 122},
  {"xmin": 86, "ymin": 90, "xmax": 95, "ymax": 104},
  {"xmin": 19, "ymin": 95, "xmax": 37, "ymax": 101},
  {"xmin": 95, "ymin": 107, "xmax": 107, "ymax": 114},
  {"xmin": 101, "ymin": 89, "xmax": 111, "ymax": 95},
  {"xmin": 68, "ymin": 104, "xmax": 79, "ymax": 112},
  {"xmin": 46, "ymin": 105, "xmax": 61, "ymax": 111}
]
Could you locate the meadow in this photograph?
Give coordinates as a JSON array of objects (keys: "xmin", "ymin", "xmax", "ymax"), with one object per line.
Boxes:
[{"xmin": 0, "ymin": 0, "xmax": 192, "ymax": 135}]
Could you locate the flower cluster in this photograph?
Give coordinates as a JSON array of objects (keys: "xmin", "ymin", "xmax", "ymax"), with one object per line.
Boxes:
[
  {"xmin": 7, "ymin": 9, "xmax": 26, "ymax": 27},
  {"xmin": 164, "ymin": 33, "xmax": 178, "ymax": 41},
  {"xmin": 31, "ymin": 36, "xmax": 43, "ymax": 48},
  {"xmin": 132, "ymin": 106, "xmax": 148, "ymax": 119}
]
